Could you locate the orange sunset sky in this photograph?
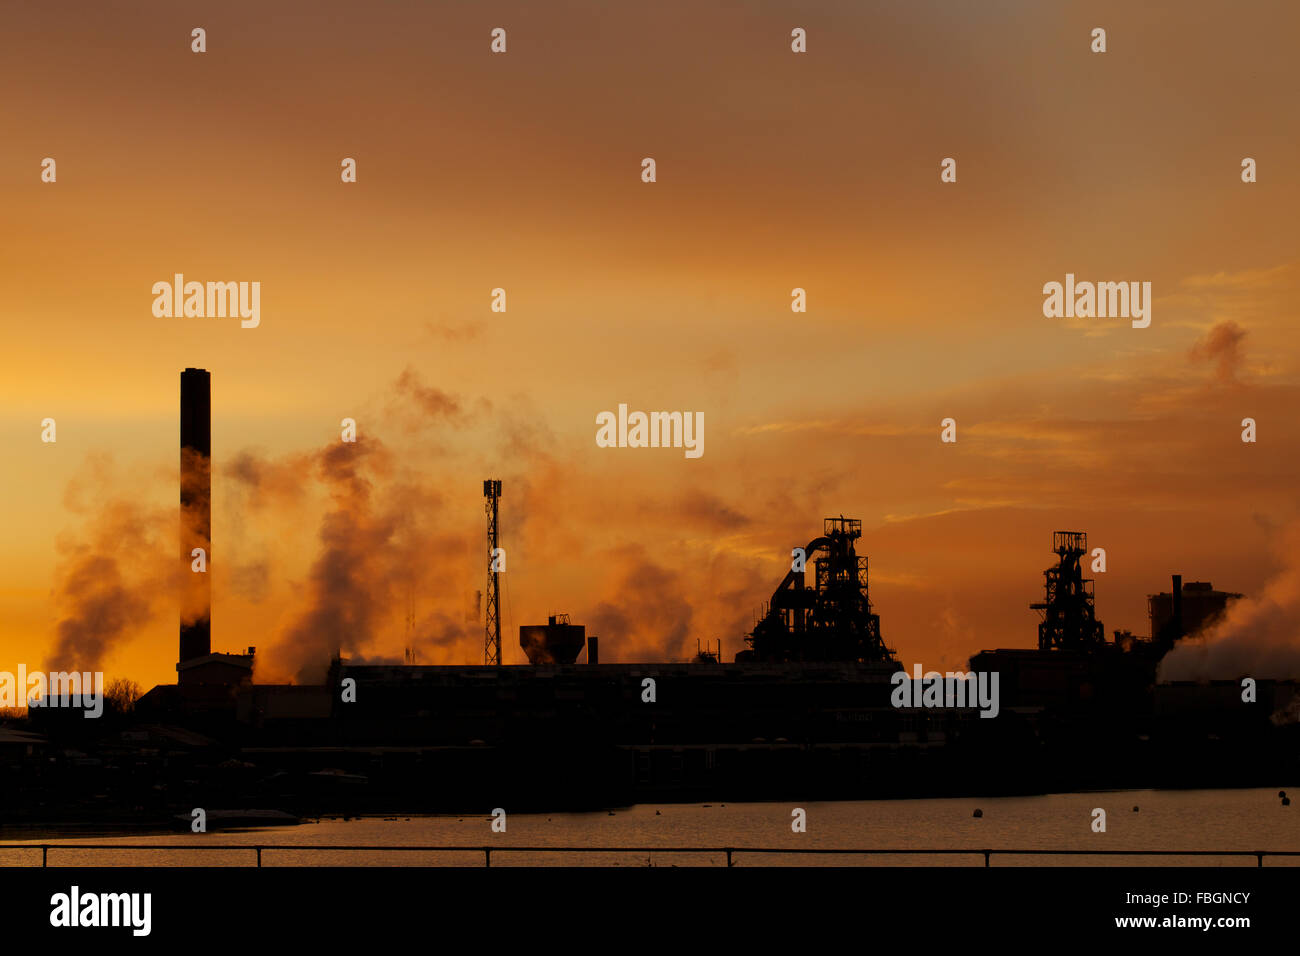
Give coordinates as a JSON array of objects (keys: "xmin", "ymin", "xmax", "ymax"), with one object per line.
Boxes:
[{"xmin": 3, "ymin": 1, "xmax": 1300, "ymax": 688}]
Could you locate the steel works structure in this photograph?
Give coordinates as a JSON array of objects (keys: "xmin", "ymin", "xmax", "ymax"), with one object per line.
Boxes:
[
  {"xmin": 1031, "ymin": 531, "xmax": 1106, "ymax": 651},
  {"xmin": 740, "ymin": 517, "xmax": 896, "ymax": 664}
]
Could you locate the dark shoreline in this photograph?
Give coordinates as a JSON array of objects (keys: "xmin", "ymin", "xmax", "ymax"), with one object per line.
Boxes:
[{"xmin": 3, "ymin": 780, "xmax": 1295, "ymax": 836}]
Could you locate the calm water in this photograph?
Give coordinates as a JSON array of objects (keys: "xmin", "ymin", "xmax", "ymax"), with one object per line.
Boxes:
[{"xmin": 2, "ymin": 789, "xmax": 1296, "ymax": 867}]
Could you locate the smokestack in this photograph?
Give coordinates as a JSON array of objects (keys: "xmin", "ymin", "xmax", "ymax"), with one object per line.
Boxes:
[
  {"xmin": 1171, "ymin": 574, "xmax": 1183, "ymax": 643},
  {"xmin": 180, "ymin": 368, "xmax": 211, "ymax": 664},
  {"xmin": 587, "ymin": 636, "xmax": 599, "ymax": 665}
]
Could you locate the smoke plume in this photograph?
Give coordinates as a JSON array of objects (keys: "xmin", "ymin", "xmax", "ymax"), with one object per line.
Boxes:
[
  {"xmin": 47, "ymin": 458, "xmax": 176, "ymax": 671},
  {"xmin": 47, "ymin": 365, "xmax": 806, "ymax": 681},
  {"xmin": 1158, "ymin": 521, "xmax": 1300, "ymax": 680}
]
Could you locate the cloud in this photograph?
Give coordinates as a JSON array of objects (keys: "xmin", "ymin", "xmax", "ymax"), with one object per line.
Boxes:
[
  {"xmin": 670, "ymin": 489, "xmax": 751, "ymax": 532},
  {"xmin": 393, "ymin": 367, "xmax": 464, "ymax": 421},
  {"xmin": 1188, "ymin": 320, "xmax": 1248, "ymax": 384},
  {"xmin": 1181, "ymin": 264, "xmax": 1293, "ymax": 292},
  {"xmin": 421, "ymin": 319, "xmax": 484, "ymax": 343}
]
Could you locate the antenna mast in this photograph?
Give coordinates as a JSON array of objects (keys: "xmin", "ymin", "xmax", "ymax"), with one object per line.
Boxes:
[{"xmin": 483, "ymin": 479, "xmax": 503, "ymax": 665}]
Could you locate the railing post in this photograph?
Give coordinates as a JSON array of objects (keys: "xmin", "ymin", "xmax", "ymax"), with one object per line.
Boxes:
[
  {"xmin": 485, "ymin": 848, "xmax": 491, "ymax": 868},
  {"xmin": 983, "ymin": 850, "xmax": 990, "ymax": 868},
  {"xmin": 42, "ymin": 846, "xmax": 47, "ymax": 868},
  {"xmin": 726, "ymin": 848, "xmax": 733, "ymax": 868},
  {"xmin": 1257, "ymin": 853, "xmax": 1263, "ymax": 868},
  {"xmin": 256, "ymin": 847, "xmax": 262, "ymax": 867}
]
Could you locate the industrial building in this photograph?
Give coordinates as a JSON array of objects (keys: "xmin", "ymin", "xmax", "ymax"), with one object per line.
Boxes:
[
  {"xmin": 1149, "ymin": 579, "xmax": 1242, "ymax": 644},
  {"xmin": 739, "ymin": 517, "xmax": 896, "ymax": 664},
  {"xmin": 93, "ymin": 370, "xmax": 1292, "ymax": 815},
  {"xmin": 519, "ymin": 614, "xmax": 588, "ymax": 665},
  {"xmin": 970, "ymin": 534, "xmax": 1238, "ymax": 713}
]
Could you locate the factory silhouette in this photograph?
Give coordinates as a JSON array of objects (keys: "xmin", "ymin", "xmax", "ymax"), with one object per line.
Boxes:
[{"xmin": 9, "ymin": 369, "xmax": 1297, "ymax": 825}]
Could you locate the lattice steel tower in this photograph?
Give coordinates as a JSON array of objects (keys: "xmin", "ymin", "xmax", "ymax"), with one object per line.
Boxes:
[
  {"xmin": 483, "ymin": 479, "xmax": 502, "ymax": 665},
  {"xmin": 1031, "ymin": 531, "xmax": 1105, "ymax": 651}
]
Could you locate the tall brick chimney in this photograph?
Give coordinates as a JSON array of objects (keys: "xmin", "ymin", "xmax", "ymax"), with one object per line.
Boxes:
[{"xmin": 180, "ymin": 368, "xmax": 211, "ymax": 664}]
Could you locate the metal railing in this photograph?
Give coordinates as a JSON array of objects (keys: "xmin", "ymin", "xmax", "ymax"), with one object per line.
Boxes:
[{"xmin": 1, "ymin": 844, "xmax": 1297, "ymax": 867}]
